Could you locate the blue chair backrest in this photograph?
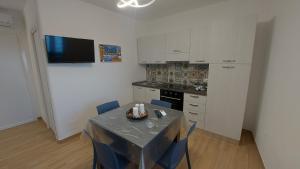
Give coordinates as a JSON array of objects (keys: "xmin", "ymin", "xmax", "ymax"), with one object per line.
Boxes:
[
  {"xmin": 83, "ymin": 130, "xmax": 122, "ymax": 169},
  {"xmin": 93, "ymin": 141, "xmax": 121, "ymax": 169},
  {"xmin": 97, "ymin": 100, "xmax": 120, "ymax": 114},
  {"xmin": 169, "ymin": 122, "xmax": 197, "ymax": 168},
  {"xmin": 151, "ymin": 99, "xmax": 172, "ymax": 108}
]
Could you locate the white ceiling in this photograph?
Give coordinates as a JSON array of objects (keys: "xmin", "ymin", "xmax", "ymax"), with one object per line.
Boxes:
[
  {"xmin": 0, "ymin": 0, "xmax": 27, "ymax": 10},
  {"xmin": 82, "ymin": 0, "xmax": 227, "ymax": 21}
]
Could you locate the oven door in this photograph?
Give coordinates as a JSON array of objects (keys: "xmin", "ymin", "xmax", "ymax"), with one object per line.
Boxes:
[{"xmin": 160, "ymin": 96, "xmax": 183, "ymax": 111}]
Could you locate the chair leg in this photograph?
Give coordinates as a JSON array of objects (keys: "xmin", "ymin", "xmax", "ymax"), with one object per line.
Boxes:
[
  {"xmin": 92, "ymin": 146, "xmax": 97, "ymax": 169},
  {"xmin": 186, "ymin": 148, "xmax": 192, "ymax": 169}
]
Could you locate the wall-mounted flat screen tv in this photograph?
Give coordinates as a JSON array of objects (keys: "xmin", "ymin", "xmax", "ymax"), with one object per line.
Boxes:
[{"xmin": 45, "ymin": 35, "xmax": 95, "ymax": 63}]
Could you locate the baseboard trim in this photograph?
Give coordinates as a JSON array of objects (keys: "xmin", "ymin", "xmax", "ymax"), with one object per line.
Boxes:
[
  {"xmin": 0, "ymin": 118, "xmax": 37, "ymax": 131},
  {"xmin": 201, "ymin": 129, "xmax": 240, "ymax": 145}
]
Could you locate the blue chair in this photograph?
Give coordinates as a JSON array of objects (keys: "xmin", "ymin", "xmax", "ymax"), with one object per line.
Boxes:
[
  {"xmin": 83, "ymin": 130, "xmax": 129, "ymax": 169},
  {"xmin": 151, "ymin": 99, "xmax": 172, "ymax": 109},
  {"xmin": 97, "ymin": 100, "xmax": 120, "ymax": 114},
  {"xmin": 157, "ymin": 122, "xmax": 197, "ymax": 169}
]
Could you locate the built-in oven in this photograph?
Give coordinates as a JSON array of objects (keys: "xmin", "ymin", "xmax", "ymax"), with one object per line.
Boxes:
[{"xmin": 160, "ymin": 89, "xmax": 184, "ymax": 111}]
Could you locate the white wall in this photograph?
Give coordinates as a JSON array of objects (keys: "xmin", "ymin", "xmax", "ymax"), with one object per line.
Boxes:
[
  {"xmin": 254, "ymin": 0, "xmax": 300, "ymax": 168},
  {"xmin": 35, "ymin": 0, "xmax": 145, "ymax": 140},
  {"xmin": 0, "ymin": 8, "xmax": 36, "ymax": 130}
]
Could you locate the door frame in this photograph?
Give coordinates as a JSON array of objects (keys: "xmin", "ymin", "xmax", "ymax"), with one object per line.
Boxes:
[{"xmin": 30, "ymin": 27, "xmax": 57, "ymax": 136}]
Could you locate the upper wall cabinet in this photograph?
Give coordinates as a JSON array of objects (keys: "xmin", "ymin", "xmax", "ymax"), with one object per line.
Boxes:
[
  {"xmin": 190, "ymin": 24, "xmax": 211, "ymax": 64},
  {"xmin": 234, "ymin": 15, "xmax": 257, "ymax": 63},
  {"xmin": 166, "ymin": 30, "xmax": 190, "ymax": 61},
  {"xmin": 209, "ymin": 18, "xmax": 236, "ymax": 63},
  {"xmin": 137, "ymin": 34, "xmax": 166, "ymax": 64},
  {"xmin": 209, "ymin": 15, "xmax": 257, "ymax": 64}
]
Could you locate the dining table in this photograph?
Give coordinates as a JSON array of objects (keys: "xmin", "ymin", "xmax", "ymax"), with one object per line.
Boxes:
[{"xmin": 85, "ymin": 102, "xmax": 185, "ymax": 169}]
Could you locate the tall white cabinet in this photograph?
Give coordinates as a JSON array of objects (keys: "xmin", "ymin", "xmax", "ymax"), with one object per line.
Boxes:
[
  {"xmin": 206, "ymin": 64, "xmax": 252, "ymax": 140},
  {"xmin": 209, "ymin": 16, "xmax": 257, "ymax": 64}
]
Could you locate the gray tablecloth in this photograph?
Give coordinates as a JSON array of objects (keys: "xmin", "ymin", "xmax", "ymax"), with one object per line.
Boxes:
[{"xmin": 86, "ymin": 103, "xmax": 184, "ymax": 169}]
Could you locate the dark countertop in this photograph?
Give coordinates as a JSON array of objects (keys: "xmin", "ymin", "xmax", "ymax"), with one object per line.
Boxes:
[{"xmin": 132, "ymin": 81, "xmax": 207, "ymax": 96}]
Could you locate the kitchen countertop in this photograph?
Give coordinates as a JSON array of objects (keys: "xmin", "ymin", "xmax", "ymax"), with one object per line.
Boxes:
[{"xmin": 132, "ymin": 81, "xmax": 207, "ymax": 96}]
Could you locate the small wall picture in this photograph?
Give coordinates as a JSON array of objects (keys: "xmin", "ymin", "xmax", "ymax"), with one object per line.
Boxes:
[{"xmin": 99, "ymin": 44, "xmax": 122, "ymax": 62}]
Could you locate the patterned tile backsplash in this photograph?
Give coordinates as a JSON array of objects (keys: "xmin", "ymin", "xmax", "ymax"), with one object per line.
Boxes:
[{"xmin": 146, "ymin": 63, "xmax": 209, "ymax": 86}]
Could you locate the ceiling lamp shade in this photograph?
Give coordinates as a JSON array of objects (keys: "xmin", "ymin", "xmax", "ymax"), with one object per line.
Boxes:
[{"xmin": 117, "ymin": 0, "xmax": 156, "ymax": 8}]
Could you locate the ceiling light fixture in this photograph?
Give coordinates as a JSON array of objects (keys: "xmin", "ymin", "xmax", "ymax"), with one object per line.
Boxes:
[{"xmin": 117, "ymin": 0, "xmax": 156, "ymax": 8}]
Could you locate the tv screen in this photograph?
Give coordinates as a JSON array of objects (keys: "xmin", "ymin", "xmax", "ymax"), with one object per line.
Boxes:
[{"xmin": 45, "ymin": 35, "xmax": 95, "ymax": 63}]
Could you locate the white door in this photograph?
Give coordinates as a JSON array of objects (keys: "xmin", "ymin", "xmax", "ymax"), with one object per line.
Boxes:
[
  {"xmin": 166, "ymin": 30, "xmax": 190, "ymax": 61},
  {"xmin": 0, "ymin": 28, "xmax": 35, "ymax": 129},
  {"xmin": 206, "ymin": 64, "xmax": 251, "ymax": 140},
  {"xmin": 190, "ymin": 24, "xmax": 211, "ymax": 64},
  {"xmin": 209, "ymin": 19, "xmax": 236, "ymax": 63}
]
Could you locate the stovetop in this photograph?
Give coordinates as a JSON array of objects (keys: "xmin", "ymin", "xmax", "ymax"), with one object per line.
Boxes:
[{"xmin": 132, "ymin": 81, "xmax": 207, "ymax": 96}]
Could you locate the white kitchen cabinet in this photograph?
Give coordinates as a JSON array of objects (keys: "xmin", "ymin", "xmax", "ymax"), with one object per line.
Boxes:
[
  {"xmin": 137, "ymin": 34, "xmax": 166, "ymax": 64},
  {"xmin": 166, "ymin": 30, "xmax": 190, "ymax": 61},
  {"xmin": 145, "ymin": 88, "xmax": 160, "ymax": 103},
  {"xmin": 234, "ymin": 15, "xmax": 257, "ymax": 63},
  {"xmin": 209, "ymin": 18, "xmax": 236, "ymax": 63},
  {"xmin": 133, "ymin": 86, "xmax": 147, "ymax": 102},
  {"xmin": 183, "ymin": 93, "xmax": 207, "ymax": 129},
  {"xmin": 137, "ymin": 38, "xmax": 150, "ymax": 64},
  {"xmin": 190, "ymin": 24, "xmax": 211, "ymax": 64},
  {"xmin": 205, "ymin": 64, "xmax": 251, "ymax": 140},
  {"xmin": 209, "ymin": 15, "xmax": 256, "ymax": 64},
  {"xmin": 133, "ymin": 86, "xmax": 160, "ymax": 103}
]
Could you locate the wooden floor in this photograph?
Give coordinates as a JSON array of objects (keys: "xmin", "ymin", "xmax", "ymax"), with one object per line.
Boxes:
[{"xmin": 0, "ymin": 120, "xmax": 265, "ymax": 169}]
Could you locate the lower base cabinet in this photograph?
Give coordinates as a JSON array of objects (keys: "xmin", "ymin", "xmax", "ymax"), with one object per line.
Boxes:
[
  {"xmin": 133, "ymin": 86, "xmax": 160, "ymax": 103},
  {"xmin": 206, "ymin": 64, "xmax": 251, "ymax": 140},
  {"xmin": 183, "ymin": 93, "xmax": 207, "ymax": 129}
]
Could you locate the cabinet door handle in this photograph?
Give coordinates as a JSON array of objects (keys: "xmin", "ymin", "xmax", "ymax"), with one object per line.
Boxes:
[
  {"xmin": 173, "ymin": 50, "xmax": 184, "ymax": 53},
  {"xmin": 190, "ymin": 104, "xmax": 199, "ymax": 107},
  {"xmin": 223, "ymin": 59, "xmax": 236, "ymax": 63},
  {"xmin": 195, "ymin": 60, "xmax": 205, "ymax": 63},
  {"xmin": 189, "ymin": 112, "xmax": 198, "ymax": 115},
  {"xmin": 188, "ymin": 120, "xmax": 197, "ymax": 123},
  {"xmin": 150, "ymin": 89, "xmax": 156, "ymax": 91},
  {"xmin": 222, "ymin": 66, "xmax": 235, "ymax": 69},
  {"xmin": 190, "ymin": 95, "xmax": 199, "ymax": 98}
]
